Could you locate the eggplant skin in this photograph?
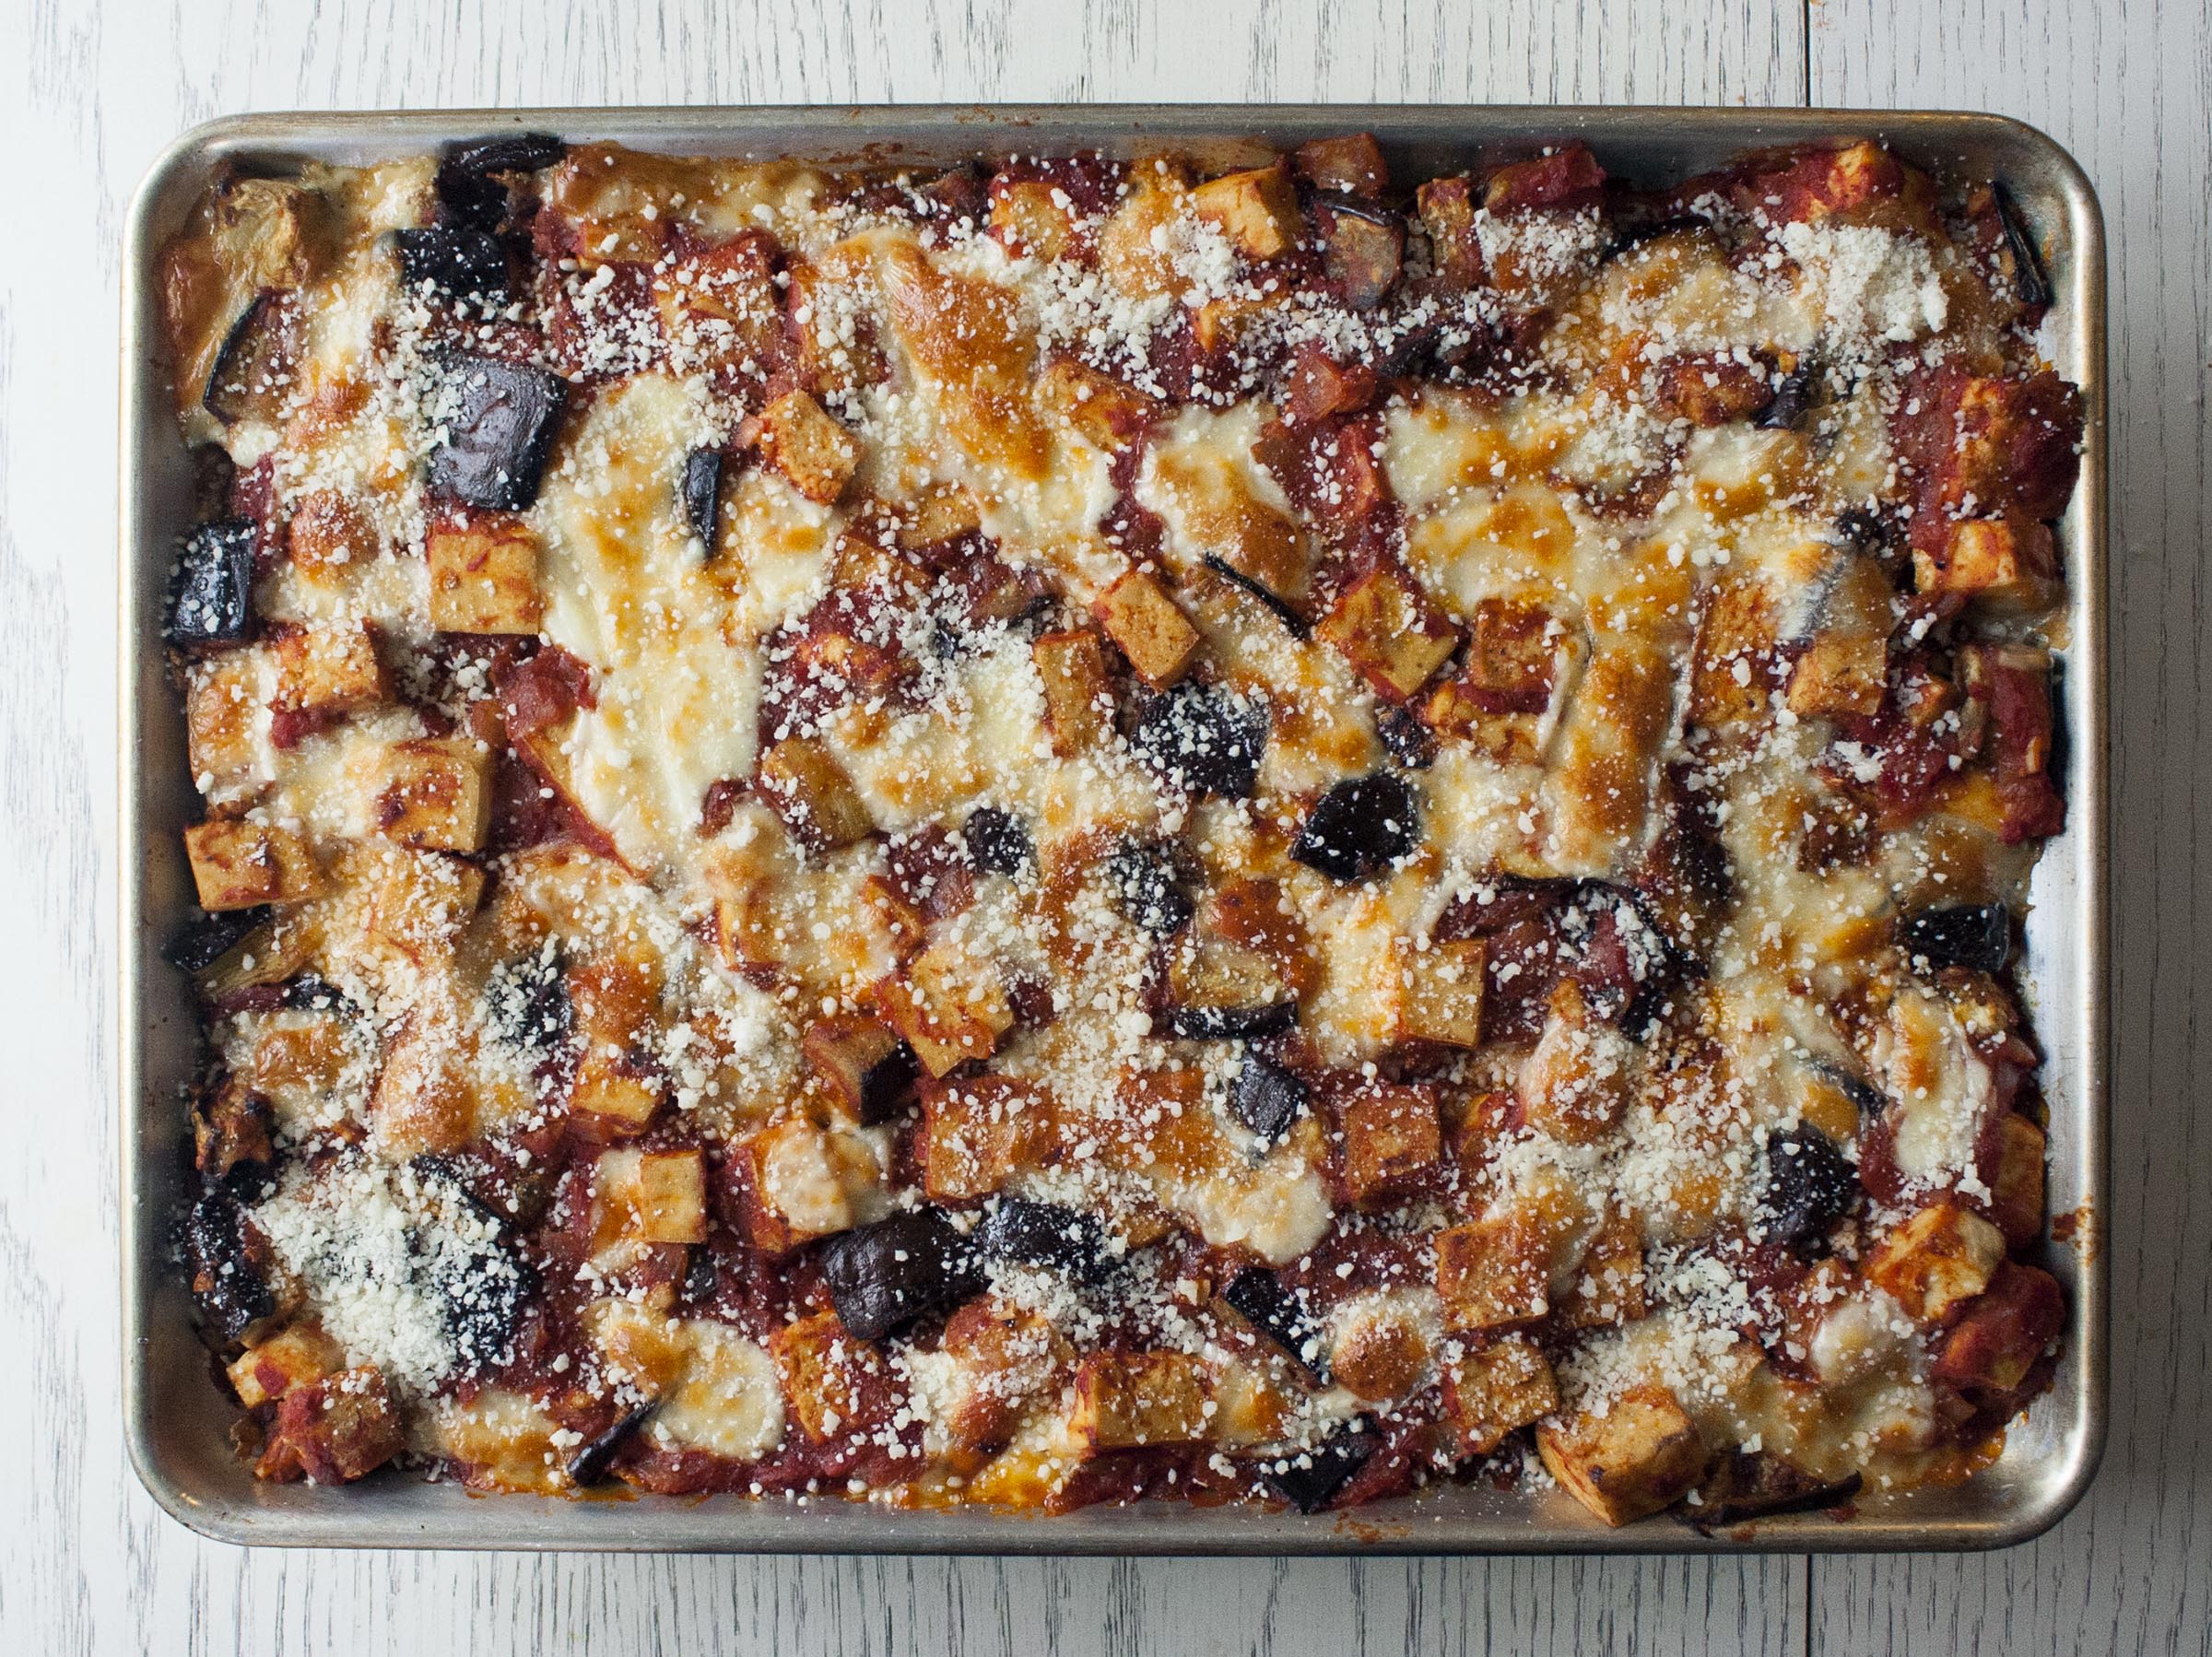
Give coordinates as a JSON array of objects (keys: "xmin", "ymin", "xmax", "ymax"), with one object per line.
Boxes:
[
  {"xmin": 818, "ymin": 1208, "xmax": 981, "ymax": 1341},
  {"xmin": 961, "ymin": 805, "xmax": 1035, "ymax": 877},
  {"xmin": 165, "ymin": 520, "xmax": 257, "ymax": 649},
  {"xmin": 1262, "ymin": 1417, "xmax": 1380, "ymax": 1512},
  {"xmin": 681, "ymin": 447, "xmax": 723, "ymax": 548},
  {"xmin": 441, "ymin": 133, "xmax": 568, "ymax": 176},
  {"xmin": 1222, "ymin": 1267, "xmax": 1327, "ymax": 1380},
  {"xmin": 976, "ymin": 1196, "xmax": 1116, "ymax": 1284},
  {"xmin": 391, "ymin": 226, "xmax": 510, "ymax": 301},
  {"xmin": 1104, "ymin": 841, "xmax": 1194, "ymax": 935},
  {"xmin": 565, "ymin": 1403, "xmax": 655, "ymax": 1487},
  {"xmin": 435, "ymin": 134, "xmax": 568, "ymax": 232},
  {"xmin": 161, "ymin": 906, "xmax": 271, "ymax": 973},
  {"xmin": 1896, "ymin": 902, "xmax": 2012, "ymax": 975},
  {"xmin": 1229, "ymin": 1052, "xmax": 1309, "ymax": 1144},
  {"xmin": 180, "ymin": 1187, "xmax": 275, "ymax": 1346},
  {"xmin": 202, "ymin": 290, "xmax": 295, "ymax": 426},
  {"xmin": 1290, "ymin": 772, "xmax": 1419, "ymax": 882},
  {"xmin": 426, "ymin": 354, "xmax": 570, "ymax": 511},
  {"xmin": 1131, "ymin": 681, "xmax": 1269, "ymax": 799},
  {"xmin": 1756, "ymin": 1124, "xmax": 1861, "ymax": 1255},
  {"xmin": 1164, "ymin": 1000, "xmax": 1298, "ymax": 1041}
]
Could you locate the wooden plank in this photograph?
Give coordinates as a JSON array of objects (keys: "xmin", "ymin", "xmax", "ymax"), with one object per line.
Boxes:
[
  {"xmin": 1808, "ymin": 2, "xmax": 2212, "ymax": 1653},
  {"xmin": 0, "ymin": 1, "xmax": 1836, "ymax": 1652}
]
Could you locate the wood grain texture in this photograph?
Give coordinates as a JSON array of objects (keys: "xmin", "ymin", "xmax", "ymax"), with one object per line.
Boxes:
[
  {"xmin": 1809, "ymin": 2, "xmax": 2212, "ymax": 1649},
  {"xmin": 7, "ymin": 0, "xmax": 2192, "ymax": 1652}
]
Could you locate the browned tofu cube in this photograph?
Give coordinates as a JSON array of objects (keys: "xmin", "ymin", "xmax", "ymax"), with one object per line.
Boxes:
[
  {"xmin": 1987, "ymin": 1111, "xmax": 2048, "ymax": 1248},
  {"xmin": 1326, "ymin": 1288, "xmax": 1436, "ymax": 1402},
  {"xmin": 183, "ymin": 817, "xmax": 326, "ymax": 910},
  {"xmin": 227, "ymin": 1322, "xmax": 345, "ymax": 1410},
  {"xmin": 875, "ymin": 937, "xmax": 1015, "ymax": 1077},
  {"xmin": 1381, "ymin": 937, "xmax": 1487, "ymax": 1049},
  {"xmin": 1317, "ymin": 567, "xmax": 1459, "ymax": 701},
  {"xmin": 1929, "ymin": 1261, "xmax": 2064, "ymax": 1394},
  {"xmin": 1414, "ymin": 176, "xmax": 1482, "ymax": 284},
  {"xmin": 756, "ymin": 388, "xmax": 859, "ymax": 505},
  {"xmin": 1066, "ymin": 1351, "xmax": 1212, "ymax": 1451},
  {"xmin": 570, "ymin": 1051, "xmax": 664, "ymax": 1134},
  {"xmin": 1441, "ymin": 1334, "xmax": 1559, "ymax": 1458},
  {"xmin": 771, "ymin": 1309, "xmax": 898, "ymax": 1443},
  {"xmin": 1094, "ymin": 569, "xmax": 1200, "ymax": 688},
  {"xmin": 593, "ymin": 1147, "xmax": 708, "ymax": 1246},
  {"xmin": 1786, "ymin": 627, "xmax": 1888, "ymax": 719},
  {"xmin": 1536, "ymin": 1384, "xmax": 1708, "ymax": 1526},
  {"xmin": 1191, "ymin": 163, "xmax": 1302, "ymax": 261},
  {"xmin": 1035, "ymin": 357, "xmax": 1160, "ymax": 453},
  {"xmin": 184, "ymin": 649, "xmax": 269, "ymax": 798},
  {"xmin": 254, "ymin": 1366, "xmax": 406, "ymax": 1485},
  {"xmin": 802, "ymin": 1013, "xmax": 917, "ymax": 1124},
  {"xmin": 274, "ymin": 622, "xmax": 385, "ymax": 718},
  {"xmin": 1032, "ymin": 627, "xmax": 1116, "ymax": 754},
  {"xmin": 287, "ymin": 488, "xmax": 378, "ymax": 582},
  {"xmin": 1864, "ymin": 1200, "xmax": 2006, "ymax": 1324},
  {"xmin": 1559, "ymin": 1204, "xmax": 1648, "ymax": 1330},
  {"xmin": 730, "ymin": 1116, "xmax": 884, "ymax": 1253},
  {"xmin": 427, "ymin": 513, "xmax": 542, "ymax": 635},
  {"xmin": 758, "ymin": 736, "xmax": 875, "ymax": 852},
  {"xmin": 373, "ymin": 736, "xmax": 492, "ymax": 852},
  {"xmin": 1912, "ymin": 517, "xmax": 2061, "ymax": 614},
  {"xmin": 784, "ymin": 256, "xmax": 889, "ymax": 396},
  {"xmin": 1435, "ymin": 1206, "xmax": 1553, "ymax": 1334},
  {"xmin": 936, "ymin": 1297, "xmax": 1075, "ymax": 1457},
  {"xmin": 1337, "ymin": 1082, "xmax": 1441, "ymax": 1205},
  {"xmin": 918, "ymin": 1074, "xmax": 1053, "ymax": 1201}
]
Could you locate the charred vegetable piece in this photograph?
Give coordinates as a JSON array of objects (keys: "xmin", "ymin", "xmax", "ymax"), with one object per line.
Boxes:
[
  {"xmin": 1309, "ymin": 193, "xmax": 1406, "ymax": 310},
  {"xmin": 566, "ymin": 1404, "xmax": 655, "ymax": 1487},
  {"xmin": 434, "ymin": 133, "xmax": 566, "ymax": 231},
  {"xmin": 1604, "ymin": 213, "xmax": 1712, "ymax": 260},
  {"xmin": 977, "ymin": 1195, "xmax": 1116, "ymax": 1284},
  {"xmin": 483, "ymin": 947, "xmax": 571, "ymax": 1063},
  {"xmin": 1896, "ymin": 903, "xmax": 2011, "ymax": 975},
  {"xmin": 681, "ymin": 447, "xmax": 723, "ymax": 550},
  {"xmin": 426, "ymin": 353, "xmax": 569, "ymax": 511},
  {"xmin": 962, "ymin": 805, "xmax": 1035, "ymax": 876},
  {"xmin": 1757, "ymin": 362, "xmax": 1818, "ymax": 430},
  {"xmin": 1264, "ymin": 1416, "xmax": 1380, "ymax": 1511},
  {"xmin": 1105, "ymin": 842, "xmax": 1194, "ymax": 935},
  {"xmin": 1131, "ymin": 681, "xmax": 1269, "ymax": 799},
  {"xmin": 1204, "ymin": 555, "xmax": 1311, "ymax": 637},
  {"xmin": 1291, "ymin": 772, "xmax": 1419, "ymax": 881},
  {"xmin": 681, "ymin": 1246, "xmax": 719, "ymax": 1307},
  {"xmin": 1375, "ymin": 704, "xmax": 1438, "ymax": 770},
  {"xmin": 1757, "ymin": 1125, "xmax": 1861, "ymax": 1255},
  {"xmin": 161, "ymin": 906, "xmax": 271, "ymax": 973},
  {"xmin": 805, "ymin": 1015, "xmax": 921, "ymax": 1125},
  {"xmin": 181, "ymin": 1187, "xmax": 275, "ymax": 1346},
  {"xmin": 1683, "ymin": 1451, "xmax": 1864, "ymax": 1533},
  {"xmin": 1990, "ymin": 184, "xmax": 2053, "ymax": 310},
  {"xmin": 392, "ymin": 226, "xmax": 510, "ymax": 300},
  {"xmin": 430, "ymin": 1240, "xmax": 537, "ymax": 1377},
  {"xmin": 819, "ymin": 1208, "xmax": 981, "ymax": 1341},
  {"xmin": 203, "ymin": 290, "xmax": 296, "ymax": 425},
  {"xmin": 166, "ymin": 521, "xmax": 256, "ymax": 648},
  {"xmin": 1223, "ymin": 1266, "xmax": 1327, "ymax": 1380},
  {"xmin": 1230, "ymin": 1052, "xmax": 1309, "ymax": 1144},
  {"xmin": 1165, "ymin": 999, "xmax": 1298, "ymax": 1041}
]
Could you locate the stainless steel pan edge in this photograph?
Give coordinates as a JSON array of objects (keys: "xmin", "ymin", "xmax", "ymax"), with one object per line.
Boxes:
[{"xmin": 119, "ymin": 105, "xmax": 2107, "ymax": 1555}]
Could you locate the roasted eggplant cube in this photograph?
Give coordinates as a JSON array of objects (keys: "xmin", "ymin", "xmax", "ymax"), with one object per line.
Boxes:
[
  {"xmin": 1292, "ymin": 772, "xmax": 1419, "ymax": 881},
  {"xmin": 161, "ymin": 905, "xmax": 272, "ymax": 973},
  {"xmin": 1756, "ymin": 1124, "xmax": 1861, "ymax": 1255},
  {"xmin": 681, "ymin": 446, "xmax": 724, "ymax": 550},
  {"xmin": 181, "ymin": 1187, "xmax": 276, "ymax": 1346},
  {"xmin": 803, "ymin": 1013, "xmax": 921, "ymax": 1125},
  {"xmin": 1230, "ymin": 1052, "xmax": 1310, "ymax": 1144},
  {"xmin": 1105, "ymin": 841, "xmax": 1194, "ymax": 935},
  {"xmin": 962, "ymin": 805, "xmax": 1035, "ymax": 876},
  {"xmin": 166, "ymin": 521, "xmax": 256, "ymax": 649},
  {"xmin": 564, "ymin": 1403, "xmax": 654, "ymax": 1487},
  {"xmin": 759, "ymin": 736, "xmax": 876, "ymax": 852},
  {"xmin": 184, "ymin": 818, "xmax": 326, "ymax": 911},
  {"xmin": 756, "ymin": 388, "xmax": 859, "ymax": 505},
  {"xmin": 391, "ymin": 226, "xmax": 510, "ymax": 301},
  {"xmin": 433, "ymin": 132, "xmax": 564, "ymax": 231},
  {"xmin": 203, "ymin": 290, "xmax": 299, "ymax": 426},
  {"xmin": 431, "ymin": 1244, "xmax": 535, "ymax": 1378},
  {"xmin": 978, "ymin": 1195, "xmax": 1115, "ymax": 1284},
  {"xmin": 1222, "ymin": 1266, "xmax": 1327, "ymax": 1379},
  {"xmin": 1265, "ymin": 1418, "xmax": 1381, "ymax": 1513},
  {"xmin": 1311, "ymin": 195, "xmax": 1405, "ymax": 311},
  {"xmin": 1896, "ymin": 903, "xmax": 2011, "ymax": 975},
  {"xmin": 1131, "ymin": 681, "xmax": 1268, "ymax": 799},
  {"xmin": 1094, "ymin": 569, "xmax": 1201, "ymax": 688},
  {"xmin": 1536, "ymin": 1385, "xmax": 1708, "ymax": 1527},
  {"xmin": 426, "ymin": 354, "xmax": 568, "ymax": 511},
  {"xmin": 1757, "ymin": 361, "xmax": 1818, "ymax": 430},
  {"xmin": 442, "ymin": 131, "xmax": 567, "ymax": 178},
  {"xmin": 818, "ymin": 1208, "xmax": 980, "ymax": 1341}
]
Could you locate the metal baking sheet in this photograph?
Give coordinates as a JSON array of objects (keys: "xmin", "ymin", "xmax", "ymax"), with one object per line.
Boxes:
[{"xmin": 118, "ymin": 104, "xmax": 2108, "ymax": 1554}]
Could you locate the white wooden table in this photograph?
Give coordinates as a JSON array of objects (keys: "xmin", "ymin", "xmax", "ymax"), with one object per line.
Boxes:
[{"xmin": 6, "ymin": 1, "xmax": 2202, "ymax": 1651}]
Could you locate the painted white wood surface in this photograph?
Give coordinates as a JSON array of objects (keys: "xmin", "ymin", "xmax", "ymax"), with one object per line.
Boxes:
[{"xmin": 0, "ymin": 0, "xmax": 2192, "ymax": 1651}]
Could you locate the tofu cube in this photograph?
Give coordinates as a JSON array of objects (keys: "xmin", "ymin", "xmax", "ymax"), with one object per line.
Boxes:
[
  {"xmin": 1536, "ymin": 1384, "xmax": 1707, "ymax": 1526},
  {"xmin": 1337, "ymin": 1082, "xmax": 1441, "ymax": 1205},
  {"xmin": 756, "ymin": 389, "xmax": 859, "ymax": 504},
  {"xmin": 1517, "ymin": 979, "xmax": 1635, "ymax": 1145},
  {"xmin": 373, "ymin": 736, "xmax": 492, "ymax": 852},
  {"xmin": 569, "ymin": 1051, "xmax": 663, "ymax": 1134},
  {"xmin": 1929, "ymin": 1261, "xmax": 2065, "ymax": 1394},
  {"xmin": 1094, "ymin": 569, "xmax": 1200, "ymax": 688},
  {"xmin": 593, "ymin": 1147, "xmax": 708, "ymax": 1246},
  {"xmin": 1435, "ymin": 1206, "xmax": 1553, "ymax": 1334},
  {"xmin": 770, "ymin": 1309, "xmax": 897, "ymax": 1443},
  {"xmin": 253, "ymin": 1367, "xmax": 406, "ymax": 1485},
  {"xmin": 1913, "ymin": 517, "xmax": 2061, "ymax": 614},
  {"xmin": 1380, "ymin": 937, "xmax": 1487, "ymax": 1049},
  {"xmin": 286, "ymin": 488, "xmax": 378, "ymax": 582},
  {"xmin": 227, "ymin": 1322, "xmax": 345, "ymax": 1410},
  {"xmin": 184, "ymin": 648, "xmax": 271, "ymax": 800},
  {"xmin": 1559, "ymin": 1204, "xmax": 1648, "ymax": 1330},
  {"xmin": 1035, "ymin": 358, "xmax": 1160, "ymax": 453},
  {"xmin": 1864, "ymin": 1200, "xmax": 2006, "ymax": 1324},
  {"xmin": 1317, "ymin": 567, "xmax": 1460, "ymax": 701},
  {"xmin": 1325, "ymin": 1288, "xmax": 1436, "ymax": 1402},
  {"xmin": 275, "ymin": 622, "xmax": 386, "ymax": 717},
  {"xmin": 426, "ymin": 513, "xmax": 542, "ymax": 634},
  {"xmin": 1987, "ymin": 1111, "xmax": 2048, "ymax": 1248},
  {"xmin": 935, "ymin": 1297, "xmax": 1075, "ymax": 1456},
  {"xmin": 1031, "ymin": 627, "xmax": 1116, "ymax": 754},
  {"xmin": 183, "ymin": 817, "xmax": 325, "ymax": 911},
  {"xmin": 731, "ymin": 1116, "xmax": 885, "ymax": 1254},
  {"xmin": 1066, "ymin": 1351, "xmax": 1213, "ymax": 1451},
  {"xmin": 1190, "ymin": 163, "xmax": 1302, "ymax": 261},
  {"xmin": 1441, "ymin": 1334, "xmax": 1559, "ymax": 1458},
  {"xmin": 875, "ymin": 937, "xmax": 1015, "ymax": 1077},
  {"xmin": 758, "ymin": 736, "xmax": 875, "ymax": 852},
  {"xmin": 919, "ymin": 1074, "xmax": 1053, "ymax": 1200}
]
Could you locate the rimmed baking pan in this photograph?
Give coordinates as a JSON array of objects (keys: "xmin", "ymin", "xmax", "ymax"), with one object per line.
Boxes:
[{"xmin": 119, "ymin": 104, "xmax": 2106, "ymax": 1553}]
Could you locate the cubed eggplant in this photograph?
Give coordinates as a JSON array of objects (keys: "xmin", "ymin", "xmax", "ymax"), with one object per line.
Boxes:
[
  {"xmin": 434, "ymin": 133, "xmax": 566, "ymax": 232},
  {"xmin": 483, "ymin": 947, "xmax": 571, "ymax": 1064},
  {"xmin": 1756, "ymin": 1124, "xmax": 1861, "ymax": 1255},
  {"xmin": 818, "ymin": 1208, "xmax": 981, "ymax": 1341},
  {"xmin": 181, "ymin": 1187, "xmax": 275, "ymax": 1346},
  {"xmin": 1263, "ymin": 1417, "xmax": 1381, "ymax": 1512},
  {"xmin": 804, "ymin": 1015, "xmax": 921, "ymax": 1125},
  {"xmin": 1896, "ymin": 903, "xmax": 2011, "ymax": 975},
  {"xmin": 1989, "ymin": 183, "xmax": 2053, "ymax": 310},
  {"xmin": 681, "ymin": 1245, "xmax": 719, "ymax": 1307},
  {"xmin": 1165, "ymin": 999, "xmax": 1298, "ymax": 1041},
  {"xmin": 391, "ymin": 226, "xmax": 510, "ymax": 301},
  {"xmin": 565, "ymin": 1403, "xmax": 656, "ymax": 1487},
  {"xmin": 1290, "ymin": 772, "xmax": 1419, "ymax": 881},
  {"xmin": 1131, "ymin": 681, "xmax": 1269, "ymax": 799},
  {"xmin": 203, "ymin": 290, "xmax": 298, "ymax": 426},
  {"xmin": 1203, "ymin": 555, "xmax": 1311, "ymax": 637},
  {"xmin": 1308, "ymin": 193, "xmax": 1406, "ymax": 311},
  {"xmin": 1223, "ymin": 1266, "xmax": 1328, "ymax": 1380},
  {"xmin": 1756, "ymin": 362, "xmax": 1818, "ymax": 430},
  {"xmin": 429, "ymin": 1239, "xmax": 537, "ymax": 1378},
  {"xmin": 1375, "ymin": 704, "xmax": 1438, "ymax": 770},
  {"xmin": 426, "ymin": 353, "xmax": 569, "ymax": 512},
  {"xmin": 962, "ymin": 805, "xmax": 1035, "ymax": 876},
  {"xmin": 1229, "ymin": 1052, "xmax": 1310, "ymax": 1144},
  {"xmin": 161, "ymin": 906, "xmax": 272, "ymax": 973},
  {"xmin": 681, "ymin": 447, "xmax": 723, "ymax": 550},
  {"xmin": 977, "ymin": 1195, "xmax": 1116, "ymax": 1284},
  {"xmin": 1105, "ymin": 841, "xmax": 1194, "ymax": 935},
  {"xmin": 165, "ymin": 521, "xmax": 257, "ymax": 649}
]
